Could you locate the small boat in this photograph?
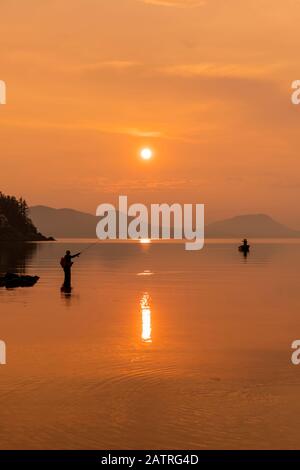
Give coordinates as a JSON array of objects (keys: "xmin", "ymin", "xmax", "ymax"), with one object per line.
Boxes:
[
  {"xmin": 238, "ymin": 244, "xmax": 250, "ymax": 253},
  {"xmin": 0, "ymin": 273, "xmax": 40, "ymax": 288}
]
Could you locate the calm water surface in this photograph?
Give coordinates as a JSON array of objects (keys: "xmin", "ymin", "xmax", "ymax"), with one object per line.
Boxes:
[{"xmin": 0, "ymin": 240, "xmax": 300, "ymax": 449}]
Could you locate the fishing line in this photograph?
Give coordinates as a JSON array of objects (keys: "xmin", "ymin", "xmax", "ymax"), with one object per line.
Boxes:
[{"xmin": 79, "ymin": 240, "xmax": 100, "ymax": 255}]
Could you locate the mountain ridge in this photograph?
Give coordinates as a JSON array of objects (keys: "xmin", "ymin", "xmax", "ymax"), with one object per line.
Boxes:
[
  {"xmin": 29, "ymin": 205, "xmax": 300, "ymax": 239},
  {"xmin": 205, "ymin": 213, "xmax": 300, "ymax": 238}
]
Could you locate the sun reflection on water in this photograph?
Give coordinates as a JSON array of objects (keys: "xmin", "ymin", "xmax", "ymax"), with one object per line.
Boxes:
[{"xmin": 140, "ymin": 293, "xmax": 152, "ymax": 343}]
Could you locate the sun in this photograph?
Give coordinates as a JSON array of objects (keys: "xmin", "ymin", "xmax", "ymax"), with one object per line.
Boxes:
[{"xmin": 140, "ymin": 148, "xmax": 153, "ymax": 160}]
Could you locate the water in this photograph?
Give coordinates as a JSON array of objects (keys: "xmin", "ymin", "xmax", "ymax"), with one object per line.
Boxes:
[{"xmin": 0, "ymin": 239, "xmax": 300, "ymax": 449}]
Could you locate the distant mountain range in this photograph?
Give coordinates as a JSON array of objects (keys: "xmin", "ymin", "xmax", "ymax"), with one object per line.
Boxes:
[
  {"xmin": 29, "ymin": 206, "xmax": 98, "ymax": 239},
  {"xmin": 205, "ymin": 214, "xmax": 300, "ymax": 238},
  {"xmin": 29, "ymin": 206, "xmax": 300, "ymax": 239}
]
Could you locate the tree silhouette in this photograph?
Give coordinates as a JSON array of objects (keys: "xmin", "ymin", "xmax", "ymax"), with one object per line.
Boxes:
[{"xmin": 0, "ymin": 192, "xmax": 49, "ymax": 241}]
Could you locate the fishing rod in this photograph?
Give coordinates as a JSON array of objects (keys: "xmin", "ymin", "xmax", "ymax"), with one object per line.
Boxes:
[{"xmin": 79, "ymin": 240, "xmax": 100, "ymax": 255}]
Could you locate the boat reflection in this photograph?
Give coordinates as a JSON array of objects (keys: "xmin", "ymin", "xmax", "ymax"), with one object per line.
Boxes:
[{"xmin": 140, "ymin": 293, "xmax": 152, "ymax": 343}]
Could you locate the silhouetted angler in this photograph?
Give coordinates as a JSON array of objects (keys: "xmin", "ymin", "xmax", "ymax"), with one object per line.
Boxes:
[{"xmin": 60, "ymin": 250, "xmax": 81, "ymax": 287}]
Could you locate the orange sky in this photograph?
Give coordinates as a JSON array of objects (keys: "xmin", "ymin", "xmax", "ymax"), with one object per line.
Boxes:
[{"xmin": 1, "ymin": 0, "xmax": 300, "ymax": 225}]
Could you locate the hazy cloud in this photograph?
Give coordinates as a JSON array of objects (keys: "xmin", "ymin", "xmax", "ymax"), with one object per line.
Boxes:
[
  {"xmin": 75, "ymin": 61, "xmax": 139, "ymax": 72},
  {"xmin": 80, "ymin": 177, "xmax": 200, "ymax": 194},
  {"xmin": 139, "ymin": 0, "xmax": 205, "ymax": 7},
  {"xmin": 162, "ymin": 63, "xmax": 281, "ymax": 79},
  {"xmin": 0, "ymin": 119, "xmax": 163, "ymax": 138}
]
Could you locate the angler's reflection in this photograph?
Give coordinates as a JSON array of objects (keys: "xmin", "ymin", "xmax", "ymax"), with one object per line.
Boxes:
[
  {"xmin": 141, "ymin": 293, "xmax": 152, "ymax": 343},
  {"xmin": 61, "ymin": 282, "xmax": 72, "ymax": 304}
]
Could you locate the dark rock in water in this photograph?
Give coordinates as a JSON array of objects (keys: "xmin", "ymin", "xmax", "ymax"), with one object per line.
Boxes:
[{"xmin": 0, "ymin": 273, "xmax": 40, "ymax": 288}]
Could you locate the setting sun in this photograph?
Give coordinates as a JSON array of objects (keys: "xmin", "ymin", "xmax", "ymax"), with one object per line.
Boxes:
[
  {"xmin": 140, "ymin": 148, "xmax": 153, "ymax": 160},
  {"xmin": 140, "ymin": 238, "xmax": 151, "ymax": 244}
]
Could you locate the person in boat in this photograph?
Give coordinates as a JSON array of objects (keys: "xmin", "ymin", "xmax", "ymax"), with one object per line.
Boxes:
[
  {"xmin": 61, "ymin": 250, "xmax": 81, "ymax": 286},
  {"xmin": 242, "ymin": 238, "xmax": 248, "ymax": 248}
]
